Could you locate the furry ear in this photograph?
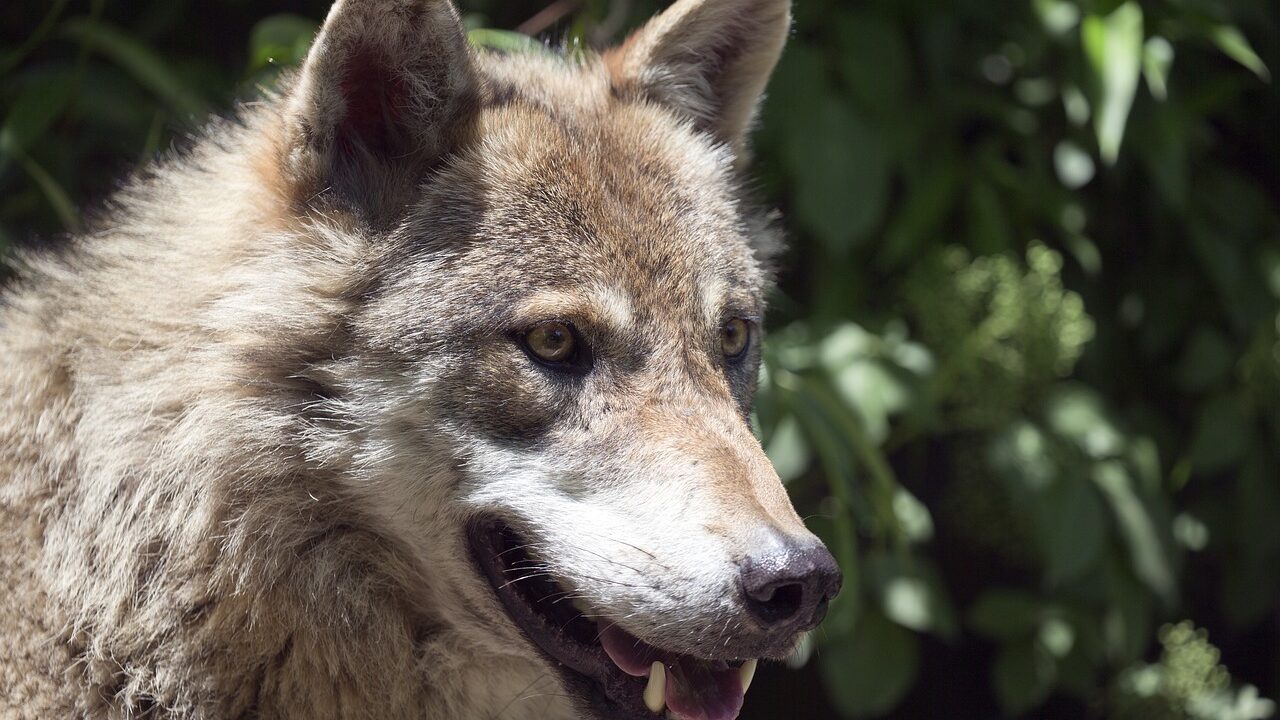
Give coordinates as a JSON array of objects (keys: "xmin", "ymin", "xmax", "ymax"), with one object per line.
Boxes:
[
  {"xmin": 280, "ymin": 0, "xmax": 476, "ymax": 214},
  {"xmin": 605, "ymin": 0, "xmax": 791, "ymax": 158}
]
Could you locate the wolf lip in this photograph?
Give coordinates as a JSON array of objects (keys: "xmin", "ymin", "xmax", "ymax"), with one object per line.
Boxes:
[{"xmin": 466, "ymin": 519, "xmax": 755, "ymax": 720}]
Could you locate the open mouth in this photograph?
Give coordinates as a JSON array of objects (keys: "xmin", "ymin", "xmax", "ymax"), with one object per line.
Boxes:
[{"xmin": 467, "ymin": 518, "xmax": 758, "ymax": 720}]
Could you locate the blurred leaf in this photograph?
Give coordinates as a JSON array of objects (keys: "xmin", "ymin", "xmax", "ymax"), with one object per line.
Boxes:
[
  {"xmin": 759, "ymin": 43, "xmax": 829, "ymax": 150},
  {"xmin": 14, "ymin": 149, "xmax": 79, "ymax": 232},
  {"xmin": 832, "ymin": 359, "xmax": 908, "ymax": 445},
  {"xmin": 1188, "ymin": 394, "xmax": 1253, "ymax": 475},
  {"xmin": 993, "ymin": 640, "xmax": 1056, "ymax": 715},
  {"xmin": 1082, "ymin": 2, "xmax": 1144, "ymax": 164},
  {"xmin": 988, "ymin": 420, "xmax": 1058, "ymax": 492},
  {"xmin": 967, "ymin": 180, "xmax": 1012, "ymax": 255},
  {"xmin": 866, "ymin": 553, "xmax": 957, "ymax": 639},
  {"xmin": 833, "ymin": 11, "xmax": 910, "ymax": 116},
  {"xmin": 248, "ymin": 14, "xmax": 318, "ymax": 72},
  {"xmin": 1044, "ymin": 384, "xmax": 1124, "ymax": 459},
  {"xmin": 1127, "ymin": 437, "xmax": 1163, "ymax": 494},
  {"xmin": 1039, "ymin": 476, "xmax": 1108, "ymax": 586},
  {"xmin": 1039, "ymin": 617, "xmax": 1076, "ymax": 659},
  {"xmin": 1207, "ymin": 25, "xmax": 1271, "ymax": 82},
  {"xmin": 0, "ymin": 70, "xmax": 75, "ymax": 157},
  {"xmin": 1062, "ymin": 83, "xmax": 1091, "ymax": 126},
  {"xmin": 0, "ymin": 0, "xmax": 70, "ymax": 74},
  {"xmin": 61, "ymin": 18, "xmax": 207, "ymax": 118},
  {"xmin": 968, "ymin": 589, "xmax": 1045, "ymax": 641},
  {"xmin": 821, "ymin": 610, "xmax": 920, "ymax": 718},
  {"xmin": 764, "ymin": 414, "xmax": 810, "ymax": 483},
  {"xmin": 468, "ymin": 28, "xmax": 548, "ymax": 55},
  {"xmin": 893, "ymin": 487, "xmax": 934, "ymax": 544},
  {"xmin": 1093, "ymin": 461, "xmax": 1176, "ymax": 604},
  {"xmin": 1034, "ymin": 0, "xmax": 1081, "ymax": 36},
  {"xmin": 787, "ymin": 98, "xmax": 890, "ymax": 252},
  {"xmin": 1133, "ymin": 105, "xmax": 1189, "ymax": 207},
  {"xmin": 1104, "ymin": 559, "xmax": 1154, "ymax": 664},
  {"xmin": 1054, "ymin": 140, "xmax": 1096, "ymax": 189},
  {"xmin": 819, "ymin": 323, "xmax": 878, "ymax": 367},
  {"xmin": 879, "ymin": 160, "xmax": 959, "ymax": 271},
  {"xmin": 1142, "ymin": 36, "xmax": 1174, "ymax": 101},
  {"xmin": 1174, "ymin": 326, "xmax": 1236, "ymax": 393}
]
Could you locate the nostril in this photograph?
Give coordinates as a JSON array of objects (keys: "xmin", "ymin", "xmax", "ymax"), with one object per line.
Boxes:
[
  {"xmin": 745, "ymin": 580, "xmax": 805, "ymax": 625},
  {"xmin": 740, "ymin": 541, "xmax": 843, "ymax": 630}
]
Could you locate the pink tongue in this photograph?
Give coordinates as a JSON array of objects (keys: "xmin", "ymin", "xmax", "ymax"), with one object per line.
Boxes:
[
  {"xmin": 599, "ymin": 624, "xmax": 746, "ymax": 720},
  {"xmin": 599, "ymin": 624, "xmax": 655, "ymax": 677}
]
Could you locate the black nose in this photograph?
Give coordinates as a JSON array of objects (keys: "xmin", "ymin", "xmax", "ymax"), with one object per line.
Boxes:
[{"xmin": 739, "ymin": 542, "xmax": 842, "ymax": 631}]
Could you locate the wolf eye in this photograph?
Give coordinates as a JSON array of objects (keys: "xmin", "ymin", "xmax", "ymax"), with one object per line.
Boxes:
[
  {"xmin": 521, "ymin": 321, "xmax": 586, "ymax": 370},
  {"xmin": 721, "ymin": 318, "xmax": 751, "ymax": 360}
]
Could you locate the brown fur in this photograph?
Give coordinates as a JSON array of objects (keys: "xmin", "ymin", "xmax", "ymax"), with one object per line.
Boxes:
[{"xmin": 0, "ymin": 1, "xmax": 811, "ymax": 718}]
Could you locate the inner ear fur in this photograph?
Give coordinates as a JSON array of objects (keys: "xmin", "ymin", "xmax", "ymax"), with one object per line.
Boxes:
[
  {"xmin": 605, "ymin": 0, "xmax": 791, "ymax": 159},
  {"xmin": 279, "ymin": 0, "xmax": 477, "ymax": 216}
]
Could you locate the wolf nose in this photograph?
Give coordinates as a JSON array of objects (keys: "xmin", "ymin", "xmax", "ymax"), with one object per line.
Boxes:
[{"xmin": 740, "ymin": 542, "xmax": 842, "ymax": 631}]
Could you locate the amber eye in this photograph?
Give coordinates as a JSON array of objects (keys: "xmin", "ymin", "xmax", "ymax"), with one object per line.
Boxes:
[
  {"xmin": 523, "ymin": 321, "xmax": 577, "ymax": 364},
  {"xmin": 721, "ymin": 318, "xmax": 751, "ymax": 359}
]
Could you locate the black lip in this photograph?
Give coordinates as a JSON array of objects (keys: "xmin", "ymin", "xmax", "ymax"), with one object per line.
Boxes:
[{"xmin": 466, "ymin": 518, "xmax": 656, "ymax": 720}]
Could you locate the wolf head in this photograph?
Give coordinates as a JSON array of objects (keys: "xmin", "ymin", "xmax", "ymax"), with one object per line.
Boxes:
[{"xmin": 272, "ymin": 1, "xmax": 840, "ymax": 718}]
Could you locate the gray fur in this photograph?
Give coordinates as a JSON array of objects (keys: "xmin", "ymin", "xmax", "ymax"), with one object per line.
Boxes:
[{"xmin": 0, "ymin": 1, "xmax": 806, "ymax": 718}]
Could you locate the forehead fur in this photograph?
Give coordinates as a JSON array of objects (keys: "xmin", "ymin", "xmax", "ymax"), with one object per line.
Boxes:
[{"xmin": 389, "ymin": 51, "xmax": 774, "ymax": 316}]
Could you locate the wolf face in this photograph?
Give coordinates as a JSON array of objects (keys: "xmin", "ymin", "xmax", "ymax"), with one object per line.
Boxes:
[
  {"xmin": 0, "ymin": 0, "xmax": 837, "ymax": 718},
  {"xmin": 268, "ymin": 1, "xmax": 842, "ymax": 719}
]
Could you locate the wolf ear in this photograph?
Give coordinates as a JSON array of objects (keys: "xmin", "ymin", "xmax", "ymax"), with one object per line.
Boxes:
[
  {"xmin": 280, "ymin": 0, "xmax": 476, "ymax": 214},
  {"xmin": 605, "ymin": 0, "xmax": 790, "ymax": 158}
]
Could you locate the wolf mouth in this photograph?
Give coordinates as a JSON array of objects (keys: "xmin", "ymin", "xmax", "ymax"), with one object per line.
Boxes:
[{"xmin": 467, "ymin": 519, "xmax": 757, "ymax": 720}]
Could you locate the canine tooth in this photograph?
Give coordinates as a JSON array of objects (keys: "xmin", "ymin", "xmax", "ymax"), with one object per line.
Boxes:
[
  {"xmin": 740, "ymin": 659, "xmax": 758, "ymax": 693},
  {"xmin": 643, "ymin": 661, "xmax": 666, "ymax": 714}
]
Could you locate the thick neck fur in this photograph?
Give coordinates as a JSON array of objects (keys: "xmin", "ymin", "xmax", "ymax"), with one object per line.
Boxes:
[{"xmin": 0, "ymin": 103, "xmax": 569, "ymax": 719}]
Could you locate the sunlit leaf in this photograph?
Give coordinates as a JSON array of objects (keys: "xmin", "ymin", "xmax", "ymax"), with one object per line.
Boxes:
[
  {"xmin": 764, "ymin": 414, "xmax": 810, "ymax": 483},
  {"xmin": 866, "ymin": 553, "xmax": 957, "ymax": 638},
  {"xmin": 1062, "ymin": 84, "xmax": 1091, "ymax": 126},
  {"xmin": 1038, "ymin": 617, "xmax": 1076, "ymax": 658},
  {"xmin": 1034, "ymin": 0, "xmax": 1080, "ymax": 36},
  {"xmin": 988, "ymin": 420, "xmax": 1057, "ymax": 491},
  {"xmin": 833, "ymin": 360, "xmax": 908, "ymax": 445},
  {"xmin": 1208, "ymin": 25, "xmax": 1270, "ymax": 82},
  {"xmin": 249, "ymin": 14, "xmax": 318, "ymax": 72},
  {"xmin": 1043, "ymin": 384, "xmax": 1124, "ymax": 459},
  {"xmin": 1081, "ymin": 3, "xmax": 1144, "ymax": 164},
  {"xmin": 1053, "ymin": 140, "xmax": 1095, "ymax": 189},
  {"xmin": 893, "ymin": 487, "xmax": 934, "ymax": 543},
  {"xmin": 1142, "ymin": 36, "xmax": 1174, "ymax": 101},
  {"xmin": 1093, "ymin": 461, "xmax": 1176, "ymax": 604},
  {"xmin": 468, "ymin": 28, "xmax": 548, "ymax": 55}
]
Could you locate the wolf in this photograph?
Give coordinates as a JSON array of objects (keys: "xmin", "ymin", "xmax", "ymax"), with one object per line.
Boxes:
[{"xmin": 0, "ymin": 0, "xmax": 841, "ymax": 718}]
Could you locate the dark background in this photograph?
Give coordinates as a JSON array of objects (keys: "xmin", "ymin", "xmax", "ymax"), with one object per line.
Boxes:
[{"xmin": 3, "ymin": 1, "xmax": 1278, "ymax": 718}]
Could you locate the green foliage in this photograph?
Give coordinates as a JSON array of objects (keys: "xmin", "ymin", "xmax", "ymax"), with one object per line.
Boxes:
[
  {"xmin": 1112, "ymin": 621, "xmax": 1276, "ymax": 720},
  {"xmin": 2, "ymin": 0, "xmax": 1278, "ymax": 718},
  {"xmin": 902, "ymin": 243, "xmax": 1095, "ymax": 430}
]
